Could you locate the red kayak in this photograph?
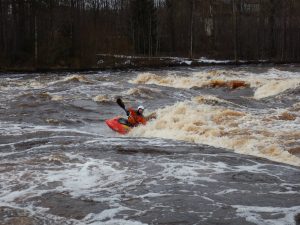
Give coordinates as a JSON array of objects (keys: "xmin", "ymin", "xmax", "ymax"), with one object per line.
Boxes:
[{"xmin": 105, "ymin": 117, "xmax": 132, "ymax": 134}]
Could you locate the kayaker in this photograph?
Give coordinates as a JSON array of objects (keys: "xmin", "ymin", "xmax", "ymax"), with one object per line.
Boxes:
[
  {"xmin": 126, "ymin": 105, "xmax": 147, "ymax": 127},
  {"xmin": 116, "ymin": 98, "xmax": 156, "ymax": 127}
]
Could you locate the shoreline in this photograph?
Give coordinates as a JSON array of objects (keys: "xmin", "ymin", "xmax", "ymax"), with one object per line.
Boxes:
[{"xmin": 0, "ymin": 55, "xmax": 300, "ymax": 74}]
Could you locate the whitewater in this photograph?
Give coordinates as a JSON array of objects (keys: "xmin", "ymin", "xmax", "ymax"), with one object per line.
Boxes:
[{"xmin": 0, "ymin": 66, "xmax": 299, "ymax": 224}]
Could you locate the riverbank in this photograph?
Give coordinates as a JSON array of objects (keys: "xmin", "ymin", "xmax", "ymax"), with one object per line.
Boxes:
[{"xmin": 1, "ymin": 55, "xmax": 299, "ymax": 73}]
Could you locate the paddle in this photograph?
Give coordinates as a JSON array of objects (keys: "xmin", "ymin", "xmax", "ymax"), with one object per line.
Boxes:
[
  {"xmin": 116, "ymin": 98, "xmax": 156, "ymax": 120},
  {"xmin": 116, "ymin": 98, "xmax": 128, "ymax": 114}
]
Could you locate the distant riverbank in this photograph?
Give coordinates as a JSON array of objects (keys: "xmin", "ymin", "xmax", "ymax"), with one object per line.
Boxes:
[{"xmin": 1, "ymin": 55, "xmax": 299, "ymax": 73}]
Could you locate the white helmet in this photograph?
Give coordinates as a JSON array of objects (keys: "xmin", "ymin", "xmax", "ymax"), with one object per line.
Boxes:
[{"xmin": 138, "ymin": 105, "xmax": 145, "ymax": 110}]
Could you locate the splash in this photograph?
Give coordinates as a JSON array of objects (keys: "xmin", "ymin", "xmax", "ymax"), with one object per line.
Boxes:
[{"xmin": 130, "ymin": 97, "xmax": 300, "ymax": 166}]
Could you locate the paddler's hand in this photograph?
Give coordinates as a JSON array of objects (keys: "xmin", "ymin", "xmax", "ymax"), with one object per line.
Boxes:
[{"xmin": 146, "ymin": 112, "xmax": 157, "ymax": 121}]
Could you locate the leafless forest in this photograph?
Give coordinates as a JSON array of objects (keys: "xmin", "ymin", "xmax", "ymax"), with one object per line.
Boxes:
[{"xmin": 0, "ymin": 0, "xmax": 300, "ymax": 69}]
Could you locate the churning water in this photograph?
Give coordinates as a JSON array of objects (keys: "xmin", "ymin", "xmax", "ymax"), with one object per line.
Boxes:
[{"xmin": 0, "ymin": 66, "xmax": 299, "ymax": 224}]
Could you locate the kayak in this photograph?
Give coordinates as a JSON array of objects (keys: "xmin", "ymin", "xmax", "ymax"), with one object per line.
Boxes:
[{"xmin": 105, "ymin": 117, "xmax": 132, "ymax": 134}]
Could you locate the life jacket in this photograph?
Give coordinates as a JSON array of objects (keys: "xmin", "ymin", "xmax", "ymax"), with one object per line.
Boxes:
[{"xmin": 127, "ymin": 108, "xmax": 146, "ymax": 126}]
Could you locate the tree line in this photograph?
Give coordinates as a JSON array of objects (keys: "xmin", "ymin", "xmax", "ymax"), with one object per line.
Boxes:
[{"xmin": 0, "ymin": 0, "xmax": 299, "ymax": 70}]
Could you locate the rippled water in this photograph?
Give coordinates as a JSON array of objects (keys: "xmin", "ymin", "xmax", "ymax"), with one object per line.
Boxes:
[{"xmin": 0, "ymin": 66, "xmax": 300, "ymax": 224}]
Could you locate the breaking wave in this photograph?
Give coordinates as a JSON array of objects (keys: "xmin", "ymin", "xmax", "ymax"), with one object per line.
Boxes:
[
  {"xmin": 130, "ymin": 97, "xmax": 300, "ymax": 166},
  {"xmin": 49, "ymin": 75, "xmax": 93, "ymax": 85},
  {"xmin": 131, "ymin": 69, "xmax": 300, "ymax": 99},
  {"xmin": 61, "ymin": 74, "xmax": 92, "ymax": 83},
  {"xmin": 253, "ymin": 78, "xmax": 300, "ymax": 99},
  {"xmin": 124, "ymin": 87, "xmax": 162, "ymax": 99},
  {"xmin": 93, "ymin": 95, "xmax": 112, "ymax": 103}
]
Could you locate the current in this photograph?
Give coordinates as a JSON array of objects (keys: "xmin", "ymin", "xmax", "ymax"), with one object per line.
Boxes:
[{"xmin": 0, "ymin": 66, "xmax": 300, "ymax": 224}]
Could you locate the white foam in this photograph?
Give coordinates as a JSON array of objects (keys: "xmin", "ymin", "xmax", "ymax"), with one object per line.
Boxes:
[
  {"xmin": 138, "ymin": 193, "xmax": 166, "ymax": 199},
  {"xmin": 88, "ymin": 218, "xmax": 148, "ymax": 225},
  {"xmin": 93, "ymin": 94, "xmax": 111, "ymax": 102},
  {"xmin": 155, "ymin": 159, "xmax": 227, "ymax": 184},
  {"xmin": 45, "ymin": 158, "xmax": 131, "ymax": 198},
  {"xmin": 129, "ymin": 100, "xmax": 300, "ymax": 166},
  {"xmin": 197, "ymin": 57, "xmax": 232, "ymax": 64},
  {"xmin": 0, "ymin": 152, "xmax": 149, "ymax": 224},
  {"xmin": 254, "ymin": 78, "xmax": 300, "ymax": 99},
  {"xmin": 0, "ymin": 121, "xmax": 100, "ymax": 136},
  {"xmin": 233, "ymin": 205, "xmax": 300, "ymax": 225},
  {"xmin": 215, "ymin": 189, "xmax": 240, "ymax": 195},
  {"xmin": 48, "ymin": 74, "xmax": 92, "ymax": 85},
  {"xmin": 130, "ymin": 68, "xmax": 300, "ymax": 99},
  {"xmin": 183, "ymin": 60, "xmax": 192, "ymax": 65},
  {"xmin": 84, "ymin": 206, "xmax": 129, "ymax": 222}
]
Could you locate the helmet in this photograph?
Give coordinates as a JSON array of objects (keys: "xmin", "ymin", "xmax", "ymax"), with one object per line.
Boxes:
[{"xmin": 137, "ymin": 105, "xmax": 145, "ymax": 110}]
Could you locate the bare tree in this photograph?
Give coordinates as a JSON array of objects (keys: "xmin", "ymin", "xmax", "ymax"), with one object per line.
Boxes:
[{"xmin": 0, "ymin": 0, "xmax": 300, "ymax": 70}]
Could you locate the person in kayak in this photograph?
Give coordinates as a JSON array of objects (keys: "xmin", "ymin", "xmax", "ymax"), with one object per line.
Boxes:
[
  {"xmin": 126, "ymin": 105, "xmax": 147, "ymax": 127},
  {"xmin": 116, "ymin": 98, "xmax": 156, "ymax": 127}
]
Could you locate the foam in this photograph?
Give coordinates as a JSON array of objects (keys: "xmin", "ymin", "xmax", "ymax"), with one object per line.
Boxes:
[
  {"xmin": 124, "ymin": 87, "xmax": 162, "ymax": 99},
  {"xmin": 129, "ymin": 99, "xmax": 300, "ymax": 166},
  {"xmin": 50, "ymin": 94, "xmax": 64, "ymax": 101},
  {"xmin": 84, "ymin": 207, "xmax": 130, "ymax": 222},
  {"xmin": 0, "ymin": 154, "xmax": 122, "ymax": 199},
  {"xmin": 192, "ymin": 95, "xmax": 238, "ymax": 106},
  {"xmin": 0, "ymin": 151, "xmax": 151, "ymax": 224},
  {"xmin": 49, "ymin": 75, "xmax": 92, "ymax": 85},
  {"xmin": 152, "ymin": 157, "xmax": 236, "ymax": 186},
  {"xmin": 158, "ymin": 161, "xmax": 218, "ymax": 184},
  {"xmin": 139, "ymin": 192, "xmax": 170, "ymax": 199},
  {"xmin": 88, "ymin": 218, "xmax": 148, "ymax": 225},
  {"xmin": 45, "ymin": 158, "xmax": 130, "ymax": 198},
  {"xmin": 215, "ymin": 189, "xmax": 240, "ymax": 195},
  {"xmin": 197, "ymin": 57, "xmax": 232, "ymax": 64},
  {"xmin": 0, "ymin": 142, "xmax": 298, "ymax": 224},
  {"xmin": 254, "ymin": 78, "xmax": 300, "ymax": 99},
  {"xmin": 0, "ymin": 121, "xmax": 100, "ymax": 136},
  {"xmin": 130, "ymin": 72, "xmax": 212, "ymax": 89},
  {"xmin": 93, "ymin": 95, "xmax": 111, "ymax": 103},
  {"xmin": 130, "ymin": 69, "xmax": 300, "ymax": 99},
  {"xmin": 0, "ymin": 68, "xmax": 299, "ymax": 224},
  {"xmin": 0, "ymin": 78, "xmax": 45, "ymax": 91},
  {"xmin": 233, "ymin": 205, "xmax": 300, "ymax": 225}
]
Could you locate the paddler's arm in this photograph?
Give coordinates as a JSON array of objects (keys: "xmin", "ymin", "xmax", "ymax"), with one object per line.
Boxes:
[{"xmin": 126, "ymin": 108, "xmax": 134, "ymax": 117}]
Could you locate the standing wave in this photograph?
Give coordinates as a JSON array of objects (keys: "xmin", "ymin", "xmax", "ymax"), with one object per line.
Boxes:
[
  {"xmin": 130, "ymin": 69, "xmax": 300, "ymax": 99},
  {"xmin": 129, "ymin": 98, "xmax": 300, "ymax": 167}
]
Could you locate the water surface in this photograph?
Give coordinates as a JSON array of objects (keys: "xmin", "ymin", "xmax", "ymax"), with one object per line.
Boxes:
[{"xmin": 0, "ymin": 66, "xmax": 299, "ymax": 224}]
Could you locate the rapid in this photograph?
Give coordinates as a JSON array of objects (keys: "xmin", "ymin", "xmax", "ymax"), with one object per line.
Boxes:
[{"xmin": 0, "ymin": 66, "xmax": 300, "ymax": 224}]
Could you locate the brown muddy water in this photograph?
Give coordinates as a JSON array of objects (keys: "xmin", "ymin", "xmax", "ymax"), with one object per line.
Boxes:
[{"xmin": 0, "ymin": 66, "xmax": 300, "ymax": 224}]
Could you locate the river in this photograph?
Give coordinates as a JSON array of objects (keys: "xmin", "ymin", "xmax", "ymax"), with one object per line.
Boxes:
[{"xmin": 0, "ymin": 66, "xmax": 300, "ymax": 224}]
